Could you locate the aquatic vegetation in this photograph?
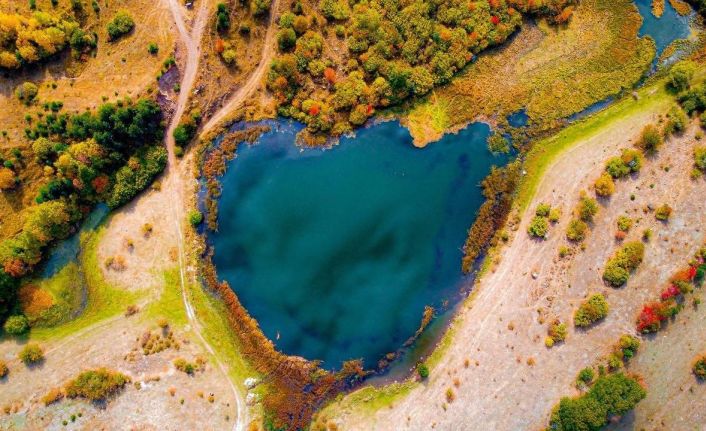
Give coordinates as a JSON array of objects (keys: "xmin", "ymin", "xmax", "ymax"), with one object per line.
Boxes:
[{"xmin": 406, "ymin": 0, "xmax": 657, "ymax": 145}]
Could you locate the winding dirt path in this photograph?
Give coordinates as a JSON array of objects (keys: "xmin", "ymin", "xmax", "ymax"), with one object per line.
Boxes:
[
  {"xmin": 200, "ymin": 0, "xmax": 282, "ymax": 136},
  {"xmin": 161, "ymin": 1, "xmax": 250, "ymax": 430}
]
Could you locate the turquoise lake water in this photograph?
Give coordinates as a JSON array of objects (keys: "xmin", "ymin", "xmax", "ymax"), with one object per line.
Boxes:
[
  {"xmin": 635, "ymin": 0, "xmax": 691, "ymax": 58},
  {"xmin": 210, "ymin": 120, "xmax": 507, "ymax": 367}
]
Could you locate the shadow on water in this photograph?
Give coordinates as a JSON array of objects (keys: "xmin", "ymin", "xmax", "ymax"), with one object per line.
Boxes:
[{"xmin": 207, "ymin": 119, "xmax": 510, "ymax": 369}]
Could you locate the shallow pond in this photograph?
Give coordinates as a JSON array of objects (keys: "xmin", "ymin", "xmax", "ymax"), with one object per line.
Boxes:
[
  {"xmin": 635, "ymin": 0, "xmax": 691, "ymax": 58},
  {"xmin": 210, "ymin": 120, "xmax": 508, "ymax": 367}
]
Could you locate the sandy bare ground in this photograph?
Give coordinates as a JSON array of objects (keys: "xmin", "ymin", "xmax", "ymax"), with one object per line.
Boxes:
[
  {"xmin": 325, "ymin": 105, "xmax": 706, "ymax": 429},
  {"xmin": 0, "ymin": 311, "xmax": 237, "ymax": 430}
]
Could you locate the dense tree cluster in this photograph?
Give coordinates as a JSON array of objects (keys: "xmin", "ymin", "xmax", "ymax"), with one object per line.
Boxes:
[
  {"xmin": 0, "ymin": 98, "xmax": 165, "ymax": 324},
  {"xmin": 0, "ymin": 11, "xmax": 87, "ymax": 69},
  {"xmin": 266, "ymin": 0, "xmax": 577, "ymax": 142},
  {"xmin": 550, "ymin": 373, "xmax": 646, "ymax": 431}
]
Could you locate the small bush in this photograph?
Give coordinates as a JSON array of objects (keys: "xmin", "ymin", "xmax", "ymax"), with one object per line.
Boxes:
[
  {"xmin": 594, "ymin": 173, "xmax": 615, "ymax": 197},
  {"xmin": 577, "ymin": 196, "xmax": 599, "ymax": 222},
  {"xmin": 695, "ymin": 146, "xmax": 706, "ymax": 171},
  {"xmin": 616, "ymin": 216, "xmax": 632, "ymax": 232},
  {"xmin": 693, "ymin": 355, "xmax": 706, "ymax": 380},
  {"xmin": 107, "ymin": 10, "xmax": 135, "ymax": 41},
  {"xmin": 618, "ymin": 334, "xmax": 640, "ymax": 360},
  {"xmin": 3, "ymin": 315, "xmax": 29, "ymax": 335},
  {"xmin": 574, "ymin": 294, "xmax": 609, "ymax": 327},
  {"xmin": 603, "ymin": 241, "xmax": 645, "ymax": 287},
  {"xmin": 18, "ymin": 343, "xmax": 44, "ymax": 365},
  {"xmin": 636, "ymin": 124, "xmax": 663, "ymax": 154},
  {"xmin": 174, "ymin": 358, "xmax": 196, "ymax": 375},
  {"xmin": 548, "ymin": 207, "xmax": 561, "ymax": 223},
  {"xmin": 577, "ymin": 367, "xmax": 594, "ymax": 385},
  {"xmin": 606, "ymin": 149, "xmax": 643, "ymax": 178},
  {"xmin": 548, "ymin": 320, "xmax": 568, "ymax": 343},
  {"xmin": 655, "ymin": 204, "xmax": 672, "ymax": 221},
  {"xmin": 65, "ymin": 368, "xmax": 130, "ymax": 401},
  {"xmin": 42, "ymin": 388, "xmax": 64, "ymax": 405},
  {"xmin": 188, "ymin": 210, "xmax": 203, "ymax": 226},
  {"xmin": 0, "ymin": 360, "xmax": 7, "ymax": 378},
  {"xmin": 566, "ymin": 219, "xmax": 588, "ymax": 242},
  {"xmin": 416, "ymin": 363, "xmax": 429, "ymax": 379},
  {"xmin": 668, "ymin": 61, "xmax": 696, "ymax": 92},
  {"xmin": 15, "ymin": 82, "xmax": 38, "ymax": 105},
  {"xmin": 528, "ymin": 216, "xmax": 549, "ymax": 238},
  {"xmin": 147, "ymin": 42, "xmax": 159, "ymax": 54},
  {"xmin": 277, "ymin": 28, "xmax": 296, "ymax": 51},
  {"xmin": 535, "ymin": 203, "xmax": 551, "ymax": 217},
  {"xmin": 664, "ymin": 105, "xmax": 688, "ymax": 136}
]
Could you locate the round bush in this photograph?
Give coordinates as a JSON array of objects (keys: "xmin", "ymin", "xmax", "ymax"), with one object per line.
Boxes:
[{"xmin": 3, "ymin": 315, "xmax": 29, "ymax": 336}]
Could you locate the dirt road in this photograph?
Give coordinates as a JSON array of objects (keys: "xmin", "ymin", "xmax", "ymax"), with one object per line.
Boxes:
[{"xmin": 199, "ymin": 0, "xmax": 282, "ymax": 136}]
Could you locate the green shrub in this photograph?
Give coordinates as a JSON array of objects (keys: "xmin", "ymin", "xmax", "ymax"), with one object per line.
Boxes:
[
  {"xmin": 655, "ymin": 204, "xmax": 672, "ymax": 221},
  {"xmin": 593, "ymin": 173, "xmax": 615, "ymax": 197},
  {"xmin": 664, "ymin": 105, "xmax": 688, "ymax": 136},
  {"xmin": 535, "ymin": 203, "xmax": 551, "ymax": 217},
  {"xmin": 566, "ymin": 219, "xmax": 588, "ymax": 242},
  {"xmin": 602, "ymin": 241, "xmax": 645, "ymax": 287},
  {"xmin": 250, "ymin": 0, "xmax": 270, "ymax": 15},
  {"xmin": 188, "ymin": 210, "xmax": 203, "ymax": 226},
  {"xmin": 549, "ymin": 373, "xmax": 646, "ymax": 431},
  {"xmin": 18, "ymin": 343, "xmax": 44, "ymax": 365},
  {"xmin": 216, "ymin": 3, "xmax": 230, "ymax": 31},
  {"xmin": 636, "ymin": 124, "xmax": 663, "ymax": 154},
  {"xmin": 606, "ymin": 149, "xmax": 643, "ymax": 178},
  {"xmin": 277, "ymin": 28, "xmax": 297, "ymax": 51},
  {"xmin": 3, "ymin": 315, "xmax": 29, "ymax": 335},
  {"xmin": 147, "ymin": 42, "xmax": 159, "ymax": 54},
  {"xmin": 107, "ymin": 10, "xmax": 135, "ymax": 41},
  {"xmin": 695, "ymin": 146, "xmax": 706, "ymax": 171},
  {"xmin": 320, "ymin": 0, "xmax": 351, "ymax": 20},
  {"xmin": 548, "ymin": 320, "xmax": 568, "ymax": 343},
  {"xmin": 487, "ymin": 133, "xmax": 510, "ymax": 154},
  {"xmin": 618, "ymin": 334, "xmax": 640, "ymax": 360},
  {"xmin": 577, "ymin": 196, "xmax": 599, "ymax": 222},
  {"xmin": 616, "ymin": 215, "xmax": 632, "ymax": 232},
  {"xmin": 668, "ymin": 61, "xmax": 696, "ymax": 92},
  {"xmin": 693, "ymin": 355, "xmax": 706, "ymax": 380},
  {"xmin": 577, "ymin": 367, "xmax": 595, "ymax": 385},
  {"xmin": 416, "ymin": 362, "xmax": 429, "ymax": 379},
  {"xmin": 65, "ymin": 368, "xmax": 130, "ymax": 401},
  {"xmin": 527, "ymin": 216, "xmax": 549, "ymax": 238},
  {"xmin": 548, "ymin": 208, "xmax": 561, "ymax": 223},
  {"xmin": 174, "ymin": 358, "xmax": 195, "ymax": 375},
  {"xmin": 574, "ymin": 294, "xmax": 609, "ymax": 327},
  {"xmin": 15, "ymin": 82, "xmax": 39, "ymax": 105}
]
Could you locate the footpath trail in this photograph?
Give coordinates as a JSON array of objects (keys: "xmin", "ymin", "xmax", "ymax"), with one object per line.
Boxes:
[
  {"xmin": 160, "ymin": 0, "xmax": 286, "ymax": 428},
  {"xmin": 199, "ymin": 0, "xmax": 282, "ymax": 136}
]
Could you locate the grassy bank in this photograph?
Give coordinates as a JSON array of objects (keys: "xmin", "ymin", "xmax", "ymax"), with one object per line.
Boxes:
[
  {"xmin": 516, "ymin": 79, "xmax": 673, "ymax": 213},
  {"xmin": 29, "ymin": 228, "xmax": 144, "ymax": 341}
]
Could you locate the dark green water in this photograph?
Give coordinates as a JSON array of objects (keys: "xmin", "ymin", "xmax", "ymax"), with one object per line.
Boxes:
[{"xmin": 210, "ymin": 120, "xmax": 507, "ymax": 367}]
